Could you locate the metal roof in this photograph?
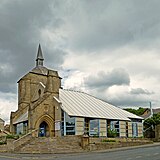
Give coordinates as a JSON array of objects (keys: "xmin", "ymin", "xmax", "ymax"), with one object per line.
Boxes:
[
  {"xmin": 13, "ymin": 111, "xmax": 28, "ymax": 124},
  {"xmin": 0, "ymin": 118, "xmax": 4, "ymax": 122},
  {"xmin": 59, "ymin": 89, "xmax": 143, "ymax": 121}
]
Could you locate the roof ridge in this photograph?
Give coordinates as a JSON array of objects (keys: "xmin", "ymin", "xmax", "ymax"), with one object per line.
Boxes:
[
  {"xmin": 60, "ymin": 88, "xmax": 117, "ymax": 107},
  {"xmin": 0, "ymin": 118, "xmax": 4, "ymax": 122}
]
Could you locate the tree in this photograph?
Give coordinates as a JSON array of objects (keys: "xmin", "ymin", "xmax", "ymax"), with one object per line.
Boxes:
[
  {"xmin": 144, "ymin": 113, "xmax": 160, "ymax": 128},
  {"xmin": 143, "ymin": 114, "xmax": 160, "ymax": 138},
  {"xmin": 124, "ymin": 107, "xmax": 146, "ymax": 116}
]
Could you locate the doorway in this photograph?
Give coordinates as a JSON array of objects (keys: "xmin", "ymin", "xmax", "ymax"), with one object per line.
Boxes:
[{"xmin": 39, "ymin": 121, "xmax": 49, "ymax": 137}]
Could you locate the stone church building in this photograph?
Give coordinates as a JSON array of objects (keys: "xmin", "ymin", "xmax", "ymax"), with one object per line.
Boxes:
[{"xmin": 10, "ymin": 45, "xmax": 143, "ymax": 138}]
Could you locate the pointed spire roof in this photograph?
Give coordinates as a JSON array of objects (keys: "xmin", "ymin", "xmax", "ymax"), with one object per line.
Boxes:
[{"xmin": 36, "ymin": 44, "xmax": 44, "ymax": 66}]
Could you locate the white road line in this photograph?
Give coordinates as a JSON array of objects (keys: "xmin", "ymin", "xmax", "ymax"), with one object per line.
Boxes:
[
  {"xmin": 153, "ymin": 153, "xmax": 159, "ymax": 156},
  {"xmin": 0, "ymin": 155, "xmax": 20, "ymax": 159},
  {"xmin": 135, "ymin": 156, "xmax": 142, "ymax": 159}
]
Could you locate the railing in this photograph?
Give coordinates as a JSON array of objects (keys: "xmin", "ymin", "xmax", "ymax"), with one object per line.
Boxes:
[{"xmin": 13, "ymin": 129, "xmax": 38, "ymax": 151}]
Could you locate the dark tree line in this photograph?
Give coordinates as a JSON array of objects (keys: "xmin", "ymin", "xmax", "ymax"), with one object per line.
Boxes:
[{"xmin": 124, "ymin": 107, "xmax": 146, "ymax": 116}]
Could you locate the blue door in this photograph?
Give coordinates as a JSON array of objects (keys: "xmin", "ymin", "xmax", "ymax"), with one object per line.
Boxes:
[{"xmin": 39, "ymin": 121, "xmax": 47, "ymax": 137}]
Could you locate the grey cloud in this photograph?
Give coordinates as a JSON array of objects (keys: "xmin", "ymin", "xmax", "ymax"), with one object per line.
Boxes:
[
  {"xmin": 57, "ymin": 0, "xmax": 160, "ymax": 51},
  {"xmin": 130, "ymin": 88, "xmax": 154, "ymax": 95},
  {"xmin": 89, "ymin": 89, "xmax": 153, "ymax": 107},
  {"xmin": 1, "ymin": 0, "xmax": 160, "ymax": 110},
  {"xmin": 107, "ymin": 94, "xmax": 151, "ymax": 107},
  {"xmin": 0, "ymin": 0, "xmax": 67, "ymax": 93},
  {"xmin": 84, "ymin": 68, "xmax": 130, "ymax": 90}
]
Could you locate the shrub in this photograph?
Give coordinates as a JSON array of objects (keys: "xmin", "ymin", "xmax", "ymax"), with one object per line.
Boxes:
[
  {"xmin": 107, "ymin": 129, "xmax": 118, "ymax": 138},
  {"xmin": 6, "ymin": 134, "xmax": 19, "ymax": 140},
  {"xmin": 0, "ymin": 141, "xmax": 6, "ymax": 145},
  {"xmin": 102, "ymin": 139, "xmax": 116, "ymax": 143}
]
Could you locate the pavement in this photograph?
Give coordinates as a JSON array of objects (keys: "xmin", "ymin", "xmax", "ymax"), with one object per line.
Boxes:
[
  {"xmin": 93, "ymin": 142, "xmax": 160, "ymax": 153},
  {"xmin": 0, "ymin": 143, "xmax": 160, "ymax": 160}
]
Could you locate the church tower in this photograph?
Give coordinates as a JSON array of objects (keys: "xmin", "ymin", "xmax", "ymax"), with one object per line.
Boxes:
[{"xmin": 10, "ymin": 45, "xmax": 62, "ymax": 137}]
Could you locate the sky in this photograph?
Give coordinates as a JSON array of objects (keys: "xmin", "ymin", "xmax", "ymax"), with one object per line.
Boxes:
[{"xmin": 1, "ymin": 0, "xmax": 160, "ymax": 123}]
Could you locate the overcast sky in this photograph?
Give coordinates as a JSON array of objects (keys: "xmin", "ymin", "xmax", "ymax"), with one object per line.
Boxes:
[{"xmin": 1, "ymin": 0, "xmax": 160, "ymax": 123}]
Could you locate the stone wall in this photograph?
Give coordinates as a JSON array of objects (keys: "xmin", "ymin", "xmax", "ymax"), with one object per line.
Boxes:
[
  {"xmin": 0, "ymin": 135, "xmax": 153, "ymax": 153},
  {"xmin": 138, "ymin": 122, "xmax": 143, "ymax": 137},
  {"xmin": 86, "ymin": 137, "xmax": 153, "ymax": 151},
  {"xmin": 99, "ymin": 119, "xmax": 107, "ymax": 137},
  {"xmin": 155, "ymin": 124, "xmax": 160, "ymax": 140},
  {"xmin": 76, "ymin": 117, "xmax": 84, "ymax": 135},
  {"xmin": 119, "ymin": 121, "xmax": 126, "ymax": 137},
  {"xmin": 128, "ymin": 122, "xmax": 133, "ymax": 137}
]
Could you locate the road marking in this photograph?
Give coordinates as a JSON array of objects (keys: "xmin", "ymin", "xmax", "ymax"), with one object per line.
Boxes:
[
  {"xmin": 22, "ymin": 156, "xmax": 58, "ymax": 159},
  {"xmin": 153, "ymin": 153, "xmax": 159, "ymax": 156},
  {"xmin": 135, "ymin": 156, "xmax": 142, "ymax": 159},
  {"xmin": 0, "ymin": 155, "xmax": 20, "ymax": 159}
]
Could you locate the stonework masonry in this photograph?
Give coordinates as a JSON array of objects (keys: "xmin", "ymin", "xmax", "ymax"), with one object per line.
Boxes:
[{"xmin": 10, "ymin": 45, "xmax": 62, "ymax": 137}]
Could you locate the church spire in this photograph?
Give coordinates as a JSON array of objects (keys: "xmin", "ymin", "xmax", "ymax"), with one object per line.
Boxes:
[{"xmin": 36, "ymin": 44, "xmax": 44, "ymax": 67}]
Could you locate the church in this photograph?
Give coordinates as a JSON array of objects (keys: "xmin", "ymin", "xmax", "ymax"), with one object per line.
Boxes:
[{"xmin": 10, "ymin": 45, "xmax": 143, "ymax": 138}]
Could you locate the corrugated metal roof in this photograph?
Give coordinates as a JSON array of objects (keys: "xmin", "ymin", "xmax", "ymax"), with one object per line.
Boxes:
[
  {"xmin": 0, "ymin": 118, "xmax": 4, "ymax": 122},
  {"xmin": 59, "ymin": 89, "xmax": 143, "ymax": 121},
  {"xmin": 13, "ymin": 111, "xmax": 28, "ymax": 124}
]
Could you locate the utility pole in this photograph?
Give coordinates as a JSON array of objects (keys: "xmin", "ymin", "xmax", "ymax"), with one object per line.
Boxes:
[{"xmin": 149, "ymin": 101, "xmax": 153, "ymax": 118}]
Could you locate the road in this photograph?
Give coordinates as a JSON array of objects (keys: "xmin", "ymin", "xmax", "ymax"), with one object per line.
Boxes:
[{"xmin": 0, "ymin": 144, "xmax": 160, "ymax": 160}]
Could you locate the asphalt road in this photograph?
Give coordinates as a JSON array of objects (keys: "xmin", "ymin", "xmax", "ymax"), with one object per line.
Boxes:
[{"xmin": 0, "ymin": 144, "xmax": 160, "ymax": 160}]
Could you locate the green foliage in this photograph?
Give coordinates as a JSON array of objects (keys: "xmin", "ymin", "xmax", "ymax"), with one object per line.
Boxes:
[
  {"xmin": 102, "ymin": 139, "xmax": 116, "ymax": 143},
  {"xmin": 0, "ymin": 141, "xmax": 6, "ymax": 145},
  {"xmin": 144, "ymin": 113, "xmax": 160, "ymax": 128},
  {"xmin": 107, "ymin": 129, "xmax": 118, "ymax": 138},
  {"xmin": 6, "ymin": 134, "xmax": 19, "ymax": 140},
  {"xmin": 124, "ymin": 107, "xmax": 146, "ymax": 116},
  {"xmin": 143, "ymin": 114, "xmax": 160, "ymax": 138}
]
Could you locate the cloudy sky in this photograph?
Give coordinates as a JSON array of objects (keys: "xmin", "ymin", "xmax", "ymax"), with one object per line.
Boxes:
[{"xmin": 1, "ymin": 0, "xmax": 160, "ymax": 123}]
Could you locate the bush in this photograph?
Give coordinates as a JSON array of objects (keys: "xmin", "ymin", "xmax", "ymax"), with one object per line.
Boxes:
[
  {"xmin": 102, "ymin": 139, "xmax": 116, "ymax": 143},
  {"xmin": 0, "ymin": 141, "xmax": 6, "ymax": 145},
  {"xmin": 6, "ymin": 134, "xmax": 19, "ymax": 140},
  {"xmin": 107, "ymin": 129, "xmax": 118, "ymax": 138}
]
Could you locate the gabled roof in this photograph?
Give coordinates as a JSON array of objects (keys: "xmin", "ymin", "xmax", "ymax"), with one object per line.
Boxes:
[
  {"xmin": 30, "ymin": 66, "xmax": 48, "ymax": 76},
  {"xmin": 0, "ymin": 118, "xmax": 4, "ymax": 122},
  {"xmin": 59, "ymin": 89, "xmax": 143, "ymax": 121},
  {"xmin": 13, "ymin": 111, "xmax": 28, "ymax": 124},
  {"xmin": 153, "ymin": 108, "xmax": 160, "ymax": 114},
  {"xmin": 141, "ymin": 108, "xmax": 160, "ymax": 119}
]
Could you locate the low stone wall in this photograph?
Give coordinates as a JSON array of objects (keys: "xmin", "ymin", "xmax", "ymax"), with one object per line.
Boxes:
[
  {"xmin": 0, "ymin": 144, "xmax": 8, "ymax": 152},
  {"xmin": 89, "ymin": 137, "xmax": 151, "ymax": 143},
  {"xmin": 13, "ymin": 134, "xmax": 33, "ymax": 151},
  {"xmin": 0, "ymin": 139, "xmax": 14, "ymax": 152},
  {"xmin": 87, "ymin": 141, "xmax": 152, "ymax": 151},
  {"xmin": 155, "ymin": 124, "xmax": 160, "ymax": 141},
  {"xmin": 0, "ymin": 135, "xmax": 153, "ymax": 153},
  {"xmin": 85, "ymin": 137, "xmax": 153, "ymax": 151}
]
